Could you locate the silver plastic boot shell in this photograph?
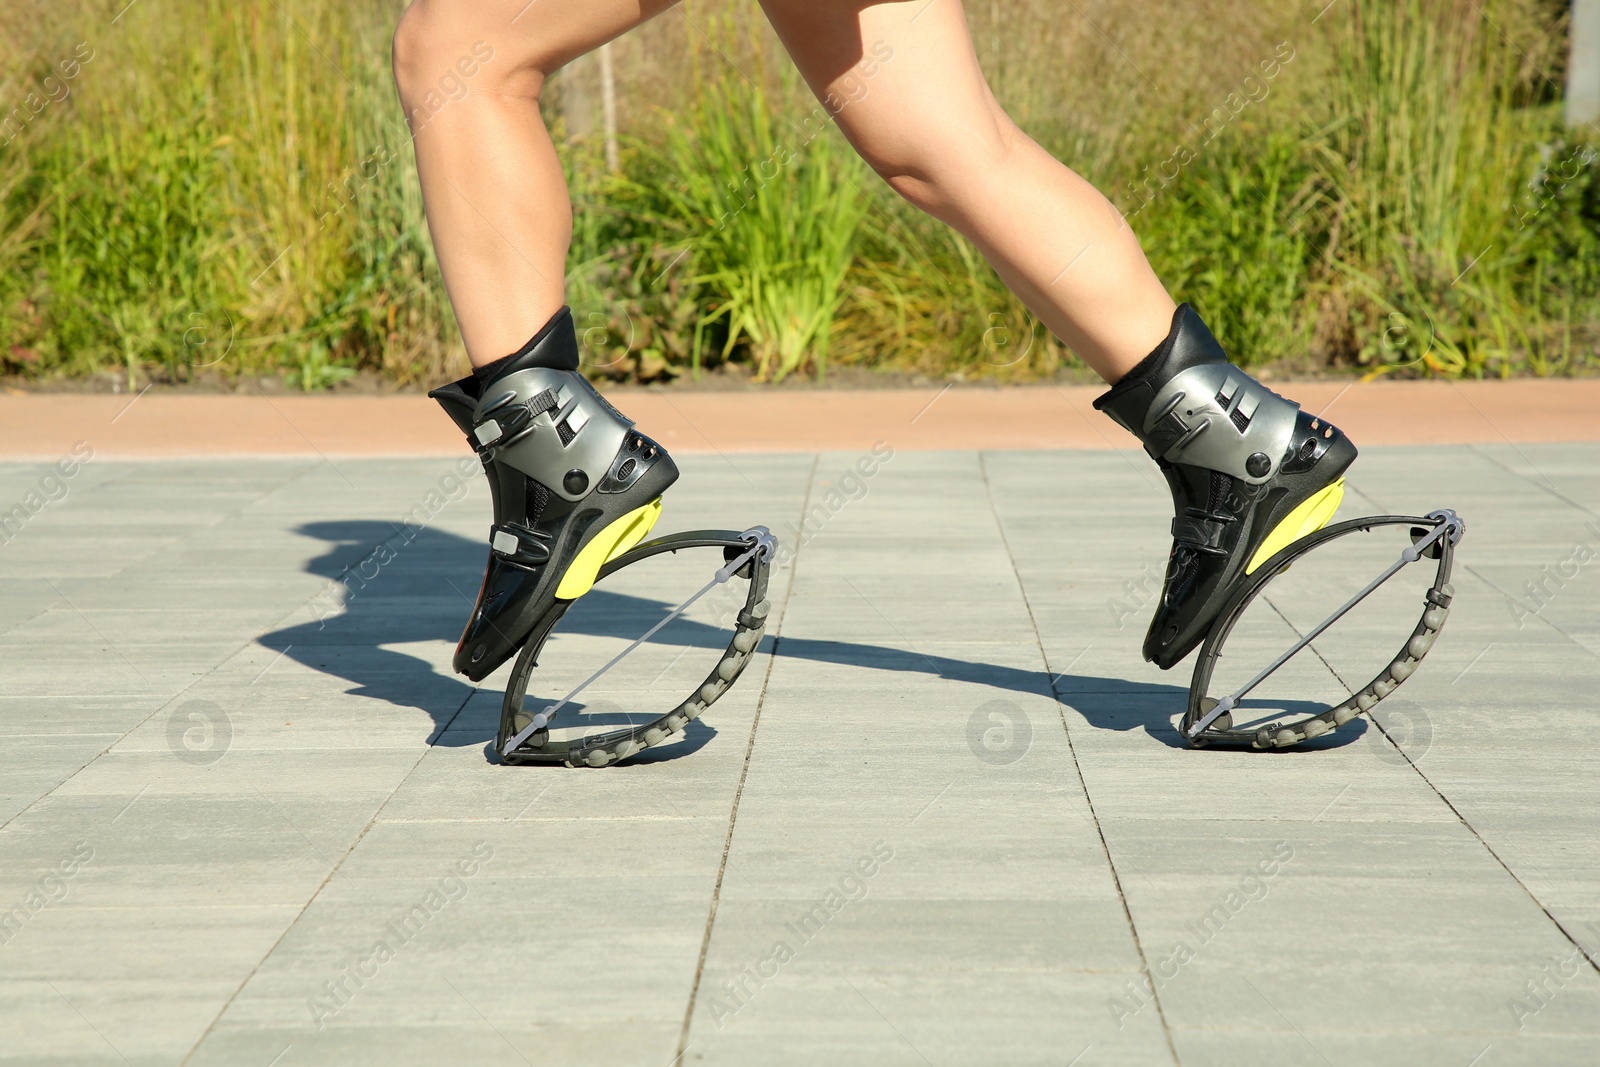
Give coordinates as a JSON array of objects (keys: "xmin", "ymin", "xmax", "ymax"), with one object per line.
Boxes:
[
  {"xmin": 471, "ymin": 368, "xmax": 630, "ymax": 502},
  {"xmin": 1141, "ymin": 364, "xmax": 1299, "ymax": 485}
]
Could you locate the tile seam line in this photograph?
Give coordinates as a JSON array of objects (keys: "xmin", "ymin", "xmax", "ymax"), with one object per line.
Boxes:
[
  {"xmin": 1459, "ymin": 561, "xmax": 1600, "ymax": 657},
  {"xmin": 0, "ymin": 461, "xmax": 328, "ymax": 838},
  {"xmin": 976, "ymin": 450, "xmax": 1181, "ymax": 1067},
  {"xmin": 176, "ymin": 683, "xmax": 480, "ymax": 1066},
  {"xmin": 674, "ymin": 451, "xmax": 819, "ymax": 1062},
  {"xmin": 1359, "ymin": 466, "xmax": 1592, "ymax": 647},
  {"xmin": 0, "ymin": 456, "xmax": 323, "ymax": 647},
  {"xmin": 0, "ymin": 606, "xmax": 56, "ymax": 643},
  {"xmin": 1259, "ymin": 594, "xmax": 1354, "ymax": 694},
  {"xmin": 1378, "ymin": 739, "xmax": 1600, "ymax": 978},
  {"xmin": 1340, "ymin": 488, "xmax": 1600, "ymax": 980},
  {"xmin": 1467, "ymin": 441, "xmax": 1598, "ymax": 519},
  {"xmin": 170, "ymin": 459, "xmax": 491, "ymax": 1061}
]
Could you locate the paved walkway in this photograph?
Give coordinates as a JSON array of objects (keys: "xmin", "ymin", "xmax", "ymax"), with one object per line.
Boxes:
[{"xmin": 1, "ymin": 400, "xmax": 1597, "ymax": 1064}]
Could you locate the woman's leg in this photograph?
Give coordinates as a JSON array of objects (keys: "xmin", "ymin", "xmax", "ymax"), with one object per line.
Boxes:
[
  {"xmin": 757, "ymin": 0, "xmax": 1174, "ymax": 383},
  {"xmin": 758, "ymin": 0, "xmax": 1356, "ymax": 671},
  {"xmin": 391, "ymin": 0, "xmax": 677, "ymax": 365},
  {"xmin": 395, "ymin": 2, "xmax": 686, "ymax": 691}
]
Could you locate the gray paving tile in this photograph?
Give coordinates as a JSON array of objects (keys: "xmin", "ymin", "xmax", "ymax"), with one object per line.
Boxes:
[{"xmin": 1, "ymin": 450, "xmax": 1596, "ymax": 1066}]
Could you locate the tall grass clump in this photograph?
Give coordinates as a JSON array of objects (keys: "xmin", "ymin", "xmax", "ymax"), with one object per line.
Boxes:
[
  {"xmin": 0, "ymin": 0, "xmax": 1593, "ymax": 387},
  {"xmin": 1135, "ymin": 133, "xmax": 1321, "ymax": 370},
  {"xmin": 1309, "ymin": 0, "xmax": 1593, "ymax": 377},
  {"xmin": 0, "ymin": 0, "xmax": 458, "ymax": 388},
  {"xmin": 655, "ymin": 27, "xmax": 871, "ymax": 382},
  {"xmin": 559, "ymin": 142, "xmax": 705, "ymax": 384}
]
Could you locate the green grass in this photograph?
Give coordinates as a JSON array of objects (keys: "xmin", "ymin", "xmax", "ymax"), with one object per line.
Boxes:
[
  {"xmin": 0, "ymin": 0, "xmax": 1593, "ymax": 388},
  {"xmin": 1307, "ymin": 0, "xmax": 1586, "ymax": 377},
  {"xmin": 659, "ymin": 60, "xmax": 870, "ymax": 383}
]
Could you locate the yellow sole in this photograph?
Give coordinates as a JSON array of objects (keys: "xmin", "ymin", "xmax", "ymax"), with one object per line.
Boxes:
[
  {"xmin": 553, "ymin": 497, "xmax": 664, "ymax": 600},
  {"xmin": 1245, "ymin": 479, "xmax": 1344, "ymax": 575}
]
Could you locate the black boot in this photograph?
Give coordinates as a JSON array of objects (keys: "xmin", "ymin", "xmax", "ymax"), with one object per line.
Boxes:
[
  {"xmin": 429, "ymin": 307, "xmax": 678, "ymax": 681},
  {"xmin": 1094, "ymin": 304, "xmax": 1357, "ymax": 669}
]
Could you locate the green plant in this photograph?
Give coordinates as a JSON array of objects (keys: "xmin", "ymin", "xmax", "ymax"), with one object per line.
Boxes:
[
  {"xmin": 657, "ymin": 32, "xmax": 870, "ymax": 382},
  {"xmin": 1140, "ymin": 133, "xmax": 1317, "ymax": 366},
  {"xmin": 295, "ymin": 338, "xmax": 355, "ymax": 390},
  {"xmin": 1309, "ymin": 0, "xmax": 1585, "ymax": 377},
  {"xmin": 0, "ymin": 0, "xmax": 1592, "ymax": 386}
]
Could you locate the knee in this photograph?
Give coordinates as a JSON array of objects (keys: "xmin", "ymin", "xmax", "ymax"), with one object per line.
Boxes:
[
  {"xmin": 392, "ymin": 1, "xmax": 535, "ymax": 112},
  {"xmin": 873, "ymin": 161, "xmax": 951, "ymax": 217},
  {"xmin": 391, "ymin": 2, "xmax": 447, "ymax": 102},
  {"xmin": 861, "ymin": 119, "xmax": 1021, "ymax": 219}
]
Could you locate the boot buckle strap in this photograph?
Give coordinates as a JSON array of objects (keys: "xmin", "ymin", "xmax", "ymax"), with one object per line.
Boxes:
[
  {"xmin": 470, "ymin": 389, "xmax": 561, "ymax": 453},
  {"xmin": 474, "ymin": 419, "xmax": 506, "ymax": 448},
  {"xmin": 1172, "ymin": 514, "xmax": 1229, "ymax": 552},
  {"xmin": 1145, "ymin": 410, "xmax": 1206, "ymax": 461},
  {"xmin": 490, "ymin": 524, "xmax": 552, "ymax": 567}
]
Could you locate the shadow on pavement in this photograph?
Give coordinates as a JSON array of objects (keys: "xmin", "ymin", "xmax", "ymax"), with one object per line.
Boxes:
[{"xmin": 258, "ymin": 521, "xmax": 1362, "ymax": 757}]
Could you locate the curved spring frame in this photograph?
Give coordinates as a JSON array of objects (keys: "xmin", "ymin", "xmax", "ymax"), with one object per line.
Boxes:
[
  {"xmin": 1184, "ymin": 509, "xmax": 1465, "ymax": 750},
  {"xmin": 498, "ymin": 527, "xmax": 775, "ymax": 767}
]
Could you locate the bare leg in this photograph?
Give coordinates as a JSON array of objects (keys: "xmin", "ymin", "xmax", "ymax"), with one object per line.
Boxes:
[
  {"xmin": 751, "ymin": 4, "xmax": 1360, "ymax": 676},
  {"xmin": 758, "ymin": 0, "xmax": 1176, "ymax": 383},
  {"xmin": 391, "ymin": 0, "xmax": 677, "ymax": 366}
]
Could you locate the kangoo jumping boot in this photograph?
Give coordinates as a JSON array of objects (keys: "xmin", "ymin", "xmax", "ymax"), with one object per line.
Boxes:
[
  {"xmin": 430, "ymin": 307, "xmax": 678, "ymax": 681},
  {"xmin": 1094, "ymin": 304, "xmax": 1357, "ymax": 669}
]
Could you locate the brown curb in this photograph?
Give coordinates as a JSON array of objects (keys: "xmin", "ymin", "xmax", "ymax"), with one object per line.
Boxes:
[{"xmin": 0, "ymin": 380, "xmax": 1596, "ymax": 460}]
